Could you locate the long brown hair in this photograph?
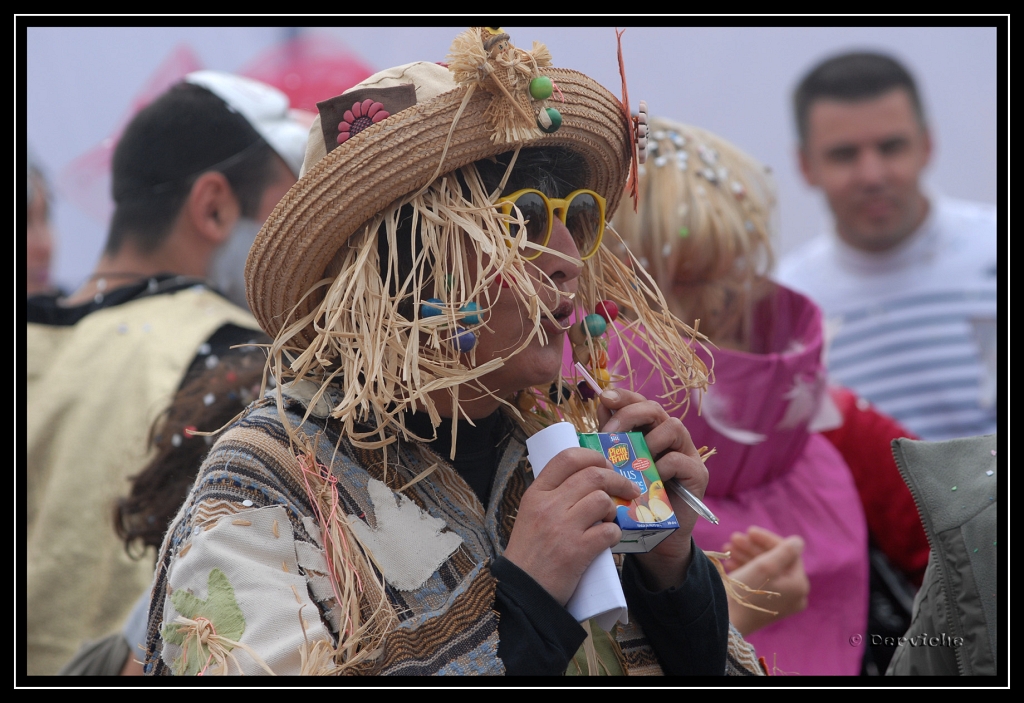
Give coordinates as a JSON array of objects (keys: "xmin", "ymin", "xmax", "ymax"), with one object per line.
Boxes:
[{"xmin": 113, "ymin": 349, "xmax": 267, "ymax": 559}]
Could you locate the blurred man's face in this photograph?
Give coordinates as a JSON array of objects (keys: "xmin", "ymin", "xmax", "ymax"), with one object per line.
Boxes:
[
  {"xmin": 27, "ymin": 178, "xmax": 54, "ymax": 296},
  {"xmin": 208, "ymin": 156, "xmax": 296, "ymax": 309},
  {"xmin": 799, "ymin": 88, "xmax": 932, "ymax": 253},
  {"xmin": 255, "ymin": 157, "xmax": 297, "ymax": 224}
]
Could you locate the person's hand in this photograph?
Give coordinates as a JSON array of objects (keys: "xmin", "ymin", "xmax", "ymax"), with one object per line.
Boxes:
[
  {"xmin": 505, "ymin": 447, "xmax": 641, "ymax": 606},
  {"xmin": 596, "ymin": 388, "xmax": 709, "ymax": 591},
  {"xmin": 722, "ymin": 526, "xmax": 809, "ymax": 636}
]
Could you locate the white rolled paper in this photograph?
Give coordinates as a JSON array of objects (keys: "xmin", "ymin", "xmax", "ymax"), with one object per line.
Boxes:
[{"xmin": 525, "ymin": 422, "xmax": 628, "ymax": 631}]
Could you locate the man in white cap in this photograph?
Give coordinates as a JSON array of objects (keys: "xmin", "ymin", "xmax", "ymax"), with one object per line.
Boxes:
[{"xmin": 25, "ymin": 71, "xmax": 307, "ymax": 676}]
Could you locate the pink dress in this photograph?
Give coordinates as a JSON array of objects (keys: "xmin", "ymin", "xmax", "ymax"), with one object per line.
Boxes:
[{"xmin": 603, "ymin": 284, "xmax": 869, "ymax": 675}]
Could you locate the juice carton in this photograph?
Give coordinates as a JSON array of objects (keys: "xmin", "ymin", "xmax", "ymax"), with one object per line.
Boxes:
[{"xmin": 578, "ymin": 431, "xmax": 679, "ymax": 553}]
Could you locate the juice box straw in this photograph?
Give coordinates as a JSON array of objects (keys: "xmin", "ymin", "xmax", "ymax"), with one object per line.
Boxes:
[{"xmin": 574, "ymin": 362, "xmax": 719, "ymax": 525}]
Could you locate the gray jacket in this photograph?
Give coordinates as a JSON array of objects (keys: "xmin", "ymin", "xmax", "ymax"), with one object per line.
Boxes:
[{"xmin": 886, "ymin": 434, "xmax": 997, "ymax": 676}]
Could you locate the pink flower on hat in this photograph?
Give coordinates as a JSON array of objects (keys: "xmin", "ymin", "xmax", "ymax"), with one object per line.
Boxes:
[{"xmin": 337, "ymin": 99, "xmax": 389, "ymax": 144}]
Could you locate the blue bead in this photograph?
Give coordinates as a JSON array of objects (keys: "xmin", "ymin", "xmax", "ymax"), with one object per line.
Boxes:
[
  {"xmin": 583, "ymin": 313, "xmax": 607, "ymax": 337},
  {"xmin": 421, "ymin": 298, "xmax": 444, "ymax": 318},
  {"xmin": 449, "ymin": 327, "xmax": 477, "ymax": 353},
  {"xmin": 459, "ymin": 302, "xmax": 481, "ymax": 325}
]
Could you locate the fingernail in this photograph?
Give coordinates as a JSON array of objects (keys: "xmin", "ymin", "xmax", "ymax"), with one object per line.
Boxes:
[{"xmin": 602, "ymin": 389, "xmax": 619, "ymax": 402}]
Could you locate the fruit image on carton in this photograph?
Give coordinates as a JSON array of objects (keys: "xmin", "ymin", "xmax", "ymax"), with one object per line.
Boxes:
[{"xmin": 578, "ymin": 432, "xmax": 680, "ymax": 553}]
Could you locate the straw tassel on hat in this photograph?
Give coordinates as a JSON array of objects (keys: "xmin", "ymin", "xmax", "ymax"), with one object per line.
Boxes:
[{"xmin": 246, "ymin": 34, "xmax": 631, "ymax": 349}]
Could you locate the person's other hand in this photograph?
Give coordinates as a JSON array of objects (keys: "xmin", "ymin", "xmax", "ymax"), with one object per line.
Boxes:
[
  {"xmin": 596, "ymin": 388, "xmax": 708, "ymax": 591},
  {"xmin": 722, "ymin": 526, "xmax": 809, "ymax": 636},
  {"xmin": 506, "ymin": 447, "xmax": 641, "ymax": 605}
]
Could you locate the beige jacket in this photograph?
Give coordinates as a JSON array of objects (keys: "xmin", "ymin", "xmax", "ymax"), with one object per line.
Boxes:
[{"xmin": 25, "ymin": 286, "xmax": 256, "ymax": 675}]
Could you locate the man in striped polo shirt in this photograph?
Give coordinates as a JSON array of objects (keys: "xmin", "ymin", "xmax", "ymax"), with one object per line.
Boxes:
[{"xmin": 778, "ymin": 52, "xmax": 997, "ymax": 441}]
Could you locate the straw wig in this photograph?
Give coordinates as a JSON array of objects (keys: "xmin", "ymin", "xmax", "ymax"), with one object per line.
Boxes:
[{"xmin": 244, "ymin": 29, "xmax": 708, "ymax": 449}]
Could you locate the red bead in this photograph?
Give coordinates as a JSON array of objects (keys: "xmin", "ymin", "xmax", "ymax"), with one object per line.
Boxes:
[{"xmin": 596, "ymin": 300, "xmax": 619, "ymax": 322}]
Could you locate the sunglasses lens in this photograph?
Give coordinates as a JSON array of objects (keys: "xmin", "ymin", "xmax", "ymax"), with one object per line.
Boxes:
[
  {"xmin": 565, "ymin": 193, "xmax": 603, "ymax": 257},
  {"xmin": 508, "ymin": 192, "xmax": 549, "ymax": 250}
]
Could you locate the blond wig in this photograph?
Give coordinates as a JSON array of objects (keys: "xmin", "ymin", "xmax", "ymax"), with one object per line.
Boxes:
[{"xmin": 611, "ymin": 118, "xmax": 777, "ymax": 348}]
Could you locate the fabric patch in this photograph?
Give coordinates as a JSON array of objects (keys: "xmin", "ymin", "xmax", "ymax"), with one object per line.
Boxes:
[
  {"xmin": 160, "ymin": 505, "xmax": 333, "ymax": 675},
  {"xmin": 317, "ymin": 84, "xmax": 417, "ymax": 155},
  {"xmin": 349, "ymin": 478, "xmax": 463, "ymax": 591},
  {"xmin": 162, "ymin": 568, "xmax": 245, "ymax": 676}
]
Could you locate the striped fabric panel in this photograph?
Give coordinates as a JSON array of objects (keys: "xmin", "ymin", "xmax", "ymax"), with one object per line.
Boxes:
[
  {"xmin": 362, "ymin": 565, "xmax": 502, "ymax": 675},
  {"xmin": 725, "ymin": 624, "xmax": 765, "ymax": 676},
  {"xmin": 614, "ymin": 618, "xmax": 664, "ymax": 676},
  {"xmin": 827, "ymin": 289, "xmax": 997, "ymax": 440}
]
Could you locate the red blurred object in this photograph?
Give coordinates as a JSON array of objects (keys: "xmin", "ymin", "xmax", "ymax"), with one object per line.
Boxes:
[
  {"xmin": 820, "ymin": 386, "xmax": 929, "ymax": 587},
  {"xmin": 58, "ymin": 32, "xmax": 374, "ymax": 224},
  {"xmin": 238, "ymin": 32, "xmax": 374, "ymax": 114}
]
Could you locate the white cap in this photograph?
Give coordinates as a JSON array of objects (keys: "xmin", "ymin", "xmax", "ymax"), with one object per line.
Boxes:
[{"xmin": 185, "ymin": 70, "xmax": 309, "ymax": 177}]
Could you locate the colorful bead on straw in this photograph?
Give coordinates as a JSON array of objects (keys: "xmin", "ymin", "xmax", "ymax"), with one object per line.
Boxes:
[
  {"xmin": 421, "ymin": 298, "xmax": 444, "ymax": 317},
  {"xmin": 566, "ymin": 300, "xmax": 618, "ymax": 392},
  {"xmin": 449, "ymin": 327, "xmax": 477, "ymax": 353},
  {"xmin": 459, "ymin": 302, "xmax": 481, "ymax": 325},
  {"xmin": 420, "ymin": 298, "xmax": 482, "ymax": 353},
  {"xmin": 529, "ymin": 72, "xmax": 562, "ymax": 134},
  {"xmin": 549, "ymin": 383, "xmax": 572, "ymax": 404}
]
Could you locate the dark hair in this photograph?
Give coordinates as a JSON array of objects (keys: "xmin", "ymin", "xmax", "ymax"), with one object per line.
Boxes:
[
  {"xmin": 474, "ymin": 146, "xmax": 588, "ymax": 199},
  {"xmin": 377, "ymin": 146, "xmax": 589, "ymax": 318},
  {"xmin": 106, "ymin": 82, "xmax": 279, "ymax": 256},
  {"xmin": 793, "ymin": 52, "xmax": 926, "ymax": 144},
  {"xmin": 114, "ymin": 348, "xmax": 267, "ymax": 558}
]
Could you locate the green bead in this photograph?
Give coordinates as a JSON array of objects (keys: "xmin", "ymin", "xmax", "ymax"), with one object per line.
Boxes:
[
  {"xmin": 530, "ymin": 76, "xmax": 553, "ymax": 100},
  {"xmin": 583, "ymin": 313, "xmax": 607, "ymax": 337},
  {"xmin": 538, "ymin": 107, "xmax": 562, "ymax": 134}
]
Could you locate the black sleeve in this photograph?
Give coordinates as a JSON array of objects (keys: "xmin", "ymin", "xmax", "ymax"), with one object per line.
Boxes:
[
  {"xmin": 491, "ymin": 556, "xmax": 588, "ymax": 676},
  {"xmin": 621, "ymin": 541, "xmax": 729, "ymax": 675}
]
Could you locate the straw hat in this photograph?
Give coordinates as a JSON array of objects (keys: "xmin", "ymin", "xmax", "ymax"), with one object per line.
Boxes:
[{"xmin": 245, "ymin": 28, "xmax": 632, "ymax": 348}]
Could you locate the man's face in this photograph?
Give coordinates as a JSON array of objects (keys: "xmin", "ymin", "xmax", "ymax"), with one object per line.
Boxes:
[
  {"xmin": 27, "ymin": 179, "xmax": 54, "ymax": 296},
  {"xmin": 208, "ymin": 156, "xmax": 296, "ymax": 309},
  {"xmin": 799, "ymin": 88, "xmax": 932, "ymax": 252}
]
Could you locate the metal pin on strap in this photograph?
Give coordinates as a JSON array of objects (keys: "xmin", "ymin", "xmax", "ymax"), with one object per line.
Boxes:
[{"xmin": 574, "ymin": 362, "xmax": 719, "ymax": 525}]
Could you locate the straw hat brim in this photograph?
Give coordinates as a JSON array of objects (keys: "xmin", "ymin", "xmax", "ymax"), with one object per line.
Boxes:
[{"xmin": 246, "ymin": 67, "xmax": 631, "ymax": 348}]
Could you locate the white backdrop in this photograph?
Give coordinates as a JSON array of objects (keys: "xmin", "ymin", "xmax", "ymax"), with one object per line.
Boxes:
[{"xmin": 23, "ymin": 24, "xmax": 1000, "ymax": 294}]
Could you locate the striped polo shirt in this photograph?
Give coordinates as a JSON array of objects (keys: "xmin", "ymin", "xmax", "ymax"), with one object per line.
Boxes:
[{"xmin": 777, "ymin": 196, "xmax": 998, "ymax": 441}]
